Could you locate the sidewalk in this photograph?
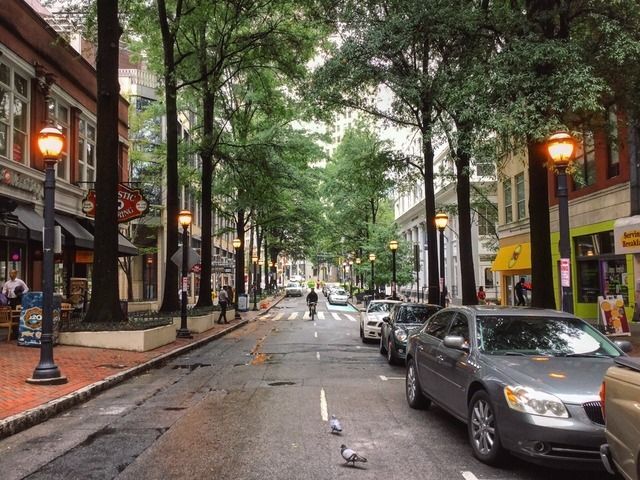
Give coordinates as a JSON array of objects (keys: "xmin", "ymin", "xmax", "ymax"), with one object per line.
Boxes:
[{"xmin": 0, "ymin": 296, "xmax": 283, "ymax": 440}]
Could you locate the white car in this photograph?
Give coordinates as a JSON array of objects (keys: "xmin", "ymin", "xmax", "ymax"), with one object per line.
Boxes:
[
  {"xmin": 285, "ymin": 282, "xmax": 303, "ymax": 297},
  {"xmin": 328, "ymin": 288, "xmax": 349, "ymax": 305},
  {"xmin": 359, "ymin": 300, "xmax": 401, "ymax": 343}
]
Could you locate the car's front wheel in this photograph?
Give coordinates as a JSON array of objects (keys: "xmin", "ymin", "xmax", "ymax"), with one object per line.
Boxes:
[
  {"xmin": 387, "ymin": 338, "xmax": 396, "ymax": 365},
  {"xmin": 406, "ymin": 358, "xmax": 430, "ymax": 409},
  {"xmin": 468, "ymin": 390, "xmax": 505, "ymax": 465}
]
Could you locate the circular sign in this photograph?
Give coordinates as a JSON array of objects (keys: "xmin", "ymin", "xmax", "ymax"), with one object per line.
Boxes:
[{"xmin": 136, "ymin": 199, "xmax": 148, "ymax": 212}]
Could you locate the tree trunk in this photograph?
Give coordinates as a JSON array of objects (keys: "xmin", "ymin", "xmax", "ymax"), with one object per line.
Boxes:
[
  {"xmin": 527, "ymin": 138, "xmax": 556, "ymax": 308},
  {"xmin": 235, "ymin": 209, "xmax": 246, "ymax": 302},
  {"xmin": 85, "ymin": 0, "xmax": 124, "ymax": 323},
  {"xmin": 455, "ymin": 123, "xmax": 478, "ymax": 305},
  {"xmin": 421, "ymin": 125, "xmax": 439, "ymax": 305},
  {"xmin": 157, "ymin": 0, "xmax": 180, "ymax": 313}
]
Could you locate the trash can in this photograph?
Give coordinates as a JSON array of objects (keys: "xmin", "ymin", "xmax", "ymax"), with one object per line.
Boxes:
[
  {"xmin": 18, "ymin": 292, "xmax": 62, "ymax": 347},
  {"xmin": 237, "ymin": 293, "xmax": 249, "ymax": 312}
]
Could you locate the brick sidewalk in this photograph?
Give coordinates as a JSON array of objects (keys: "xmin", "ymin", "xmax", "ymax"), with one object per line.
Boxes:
[{"xmin": 0, "ymin": 297, "xmax": 282, "ymax": 439}]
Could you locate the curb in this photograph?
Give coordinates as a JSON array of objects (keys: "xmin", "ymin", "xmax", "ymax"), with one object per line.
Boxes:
[{"xmin": 0, "ymin": 296, "xmax": 285, "ymax": 440}]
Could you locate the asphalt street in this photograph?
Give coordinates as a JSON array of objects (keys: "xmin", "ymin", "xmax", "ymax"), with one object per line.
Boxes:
[{"xmin": 0, "ymin": 294, "xmax": 616, "ymax": 480}]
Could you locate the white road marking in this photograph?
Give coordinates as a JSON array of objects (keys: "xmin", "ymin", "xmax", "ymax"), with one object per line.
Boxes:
[
  {"xmin": 316, "ymin": 352, "xmax": 320, "ymax": 360},
  {"xmin": 379, "ymin": 375, "xmax": 405, "ymax": 381},
  {"xmin": 356, "ymin": 346, "xmax": 361, "ymax": 349},
  {"xmin": 288, "ymin": 312, "xmax": 298, "ymax": 320},
  {"xmin": 303, "ymin": 312, "xmax": 310, "ymax": 320},
  {"xmin": 344, "ymin": 314, "xmax": 357, "ymax": 322},
  {"xmin": 379, "ymin": 375, "xmax": 388, "ymax": 381},
  {"xmin": 320, "ymin": 388, "xmax": 328, "ymax": 421},
  {"xmin": 332, "ymin": 313, "xmax": 341, "ymax": 320},
  {"xmin": 273, "ymin": 313, "xmax": 283, "ymax": 321},
  {"xmin": 318, "ymin": 312, "xmax": 325, "ymax": 320},
  {"xmin": 314, "ymin": 321, "xmax": 317, "ymax": 327},
  {"xmin": 461, "ymin": 472, "xmax": 480, "ymax": 480},
  {"xmin": 314, "ymin": 331, "xmax": 318, "ymax": 338}
]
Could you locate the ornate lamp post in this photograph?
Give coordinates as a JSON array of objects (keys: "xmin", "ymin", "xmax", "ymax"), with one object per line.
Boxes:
[
  {"xmin": 232, "ymin": 238, "xmax": 242, "ymax": 318},
  {"xmin": 28, "ymin": 126, "xmax": 67, "ymax": 385},
  {"xmin": 176, "ymin": 210, "xmax": 193, "ymax": 338},
  {"xmin": 547, "ymin": 131, "xmax": 577, "ymax": 313},
  {"xmin": 355, "ymin": 257, "xmax": 361, "ymax": 288},
  {"xmin": 435, "ymin": 212, "xmax": 449, "ymax": 307},
  {"xmin": 252, "ymin": 254, "xmax": 259, "ymax": 311},
  {"xmin": 369, "ymin": 253, "xmax": 376, "ymax": 296},
  {"xmin": 389, "ymin": 240, "xmax": 398, "ymax": 300},
  {"xmin": 348, "ymin": 260, "xmax": 354, "ymax": 297}
]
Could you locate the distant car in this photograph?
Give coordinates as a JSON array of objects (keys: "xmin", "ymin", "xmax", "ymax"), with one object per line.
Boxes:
[
  {"xmin": 600, "ymin": 356, "xmax": 640, "ymax": 480},
  {"xmin": 359, "ymin": 300, "xmax": 402, "ymax": 343},
  {"xmin": 405, "ymin": 306, "xmax": 630, "ymax": 468},
  {"xmin": 329, "ymin": 289, "xmax": 349, "ymax": 305},
  {"xmin": 380, "ymin": 303, "xmax": 441, "ymax": 364},
  {"xmin": 285, "ymin": 282, "xmax": 303, "ymax": 297}
]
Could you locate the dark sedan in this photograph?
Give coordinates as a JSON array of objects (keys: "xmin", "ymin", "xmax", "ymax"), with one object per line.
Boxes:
[
  {"xmin": 380, "ymin": 303, "xmax": 441, "ymax": 364},
  {"xmin": 405, "ymin": 306, "xmax": 632, "ymax": 468}
]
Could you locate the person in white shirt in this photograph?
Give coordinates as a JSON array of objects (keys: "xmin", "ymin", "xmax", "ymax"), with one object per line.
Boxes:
[{"xmin": 2, "ymin": 270, "xmax": 29, "ymax": 308}]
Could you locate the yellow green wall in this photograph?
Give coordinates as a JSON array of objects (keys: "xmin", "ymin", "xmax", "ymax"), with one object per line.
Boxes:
[{"xmin": 551, "ymin": 220, "xmax": 635, "ymax": 321}]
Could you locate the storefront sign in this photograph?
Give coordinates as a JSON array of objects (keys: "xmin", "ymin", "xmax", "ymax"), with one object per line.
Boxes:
[
  {"xmin": 560, "ymin": 258, "xmax": 571, "ymax": 287},
  {"xmin": 614, "ymin": 216, "xmax": 640, "ymax": 254},
  {"xmin": 82, "ymin": 184, "xmax": 149, "ymax": 223},
  {"xmin": 0, "ymin": 167, "xmax": 44, "ymax": 199},
  {"xmin": 598, "ymin": 295, "xmax": 630, "ymax": 336}
]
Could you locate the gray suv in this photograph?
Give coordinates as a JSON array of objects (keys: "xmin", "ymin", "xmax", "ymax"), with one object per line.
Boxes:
[{"xmin": 405, "ymin": 306, "xmax": 631, "ymax": 468}]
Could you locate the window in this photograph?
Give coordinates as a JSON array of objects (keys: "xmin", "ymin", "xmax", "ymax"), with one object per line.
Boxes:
[
  {"xmin": 0, "ymin": 60, "xmax": 29, "ymax": 164},
  {"xmin": 476, "ymin": 203, "xmax": 496, "ymax": 236},
  {"xmin": 484, "ymin": 267, "xmax": 494, "ymax": 288},
  {"xmin": 503, "ymin": 179, "xmax": 513, "ymax": 223},
  {"xmin": 47, "ymin": 97, "xmax": 70, "ymax": 181},
  {"xmin": 572, "ymin": 130, "xmax": 596, "ymax": 189},
  {"xmin": 607, "ymin": 106, "xmax": 620, "ymax": 179},
  {"xmin": 424, "ymin": 311, "xmax": 454, "ymax": 340},
  {"xmin": 475, "ymin": 161, "xmax": 494, "ymax": 177},
  {"xmin": 515, "ymin": 173, "xmax": 525, "ymax": 220},
  {"xmin": 77, "ymin": 117, "xmax": 96, "ymax": 183},
  {"xmin": 448, "ymin": 315, "xmax": 469, "ymax": 341}
]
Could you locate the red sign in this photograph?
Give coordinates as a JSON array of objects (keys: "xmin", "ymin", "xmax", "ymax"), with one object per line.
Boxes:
[
  {"xmin": 191, "ymin": 263, "xmax": 202, "ymax": 274},
  {"xmin": 82, "ymin": 183, "xmax": 149, "ymax": 223}
]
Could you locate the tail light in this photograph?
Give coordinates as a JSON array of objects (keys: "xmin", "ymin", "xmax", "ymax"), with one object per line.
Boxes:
[{"xmin": 599, "ymin": 381, "xmax": 606, "ymax": 419}]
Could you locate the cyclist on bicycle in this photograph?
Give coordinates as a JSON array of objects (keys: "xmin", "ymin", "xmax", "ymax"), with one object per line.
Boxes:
[{"xmin": 306, "ymin": 287, "xmax": 318, "ymax": 318}]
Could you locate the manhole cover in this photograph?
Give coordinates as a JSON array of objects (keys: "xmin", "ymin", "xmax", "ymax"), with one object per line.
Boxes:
[{"xmin": 268, "ymin": 381, "xmax": 296, "ymax": 386}]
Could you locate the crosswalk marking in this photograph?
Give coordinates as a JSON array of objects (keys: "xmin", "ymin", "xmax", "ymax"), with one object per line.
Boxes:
[
  {"xmin": 303, "ymin": 312, "xmax": 310, "ymax": 320},
  {"xmin": 268, "ymin": 310, "xmax": 360, "ymax": 322},
  {"xmin": 288, "ymin": 312, "xmax": 298, "ymax": 320},
  {"xmin": 317, "ymin": 312, "xmax": 325, "ymax": 320},
  {"xmin": 274, "ymin": 313, "xmax": 283, "ymax": 321},
  {"xmin": 344, "ymin": 314, "xmax": 356, "ymax": 322},
  {"xmin": 332, "ymin": 313, "xmax": 341, "ymax": 320}
]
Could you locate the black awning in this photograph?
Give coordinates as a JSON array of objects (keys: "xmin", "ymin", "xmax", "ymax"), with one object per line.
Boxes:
[
  {"xmin": 13, "ymin": 204, "xmax": 43, "ymax": 241},
  {"xmin": 0, "ymin": 213, "xmax": 27, "ymax": 240},
  {"xmin": 55, "ymin": 214, "xmax": 94, "ymax": 249},
  {"xmin": 117, "ymin": 233, "xmax": 138, "ymax": 256}
]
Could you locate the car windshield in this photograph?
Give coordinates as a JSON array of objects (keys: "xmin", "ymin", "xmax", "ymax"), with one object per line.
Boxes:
[
  {"xmin": 334, "ymin": 290, "xmax": 347, "ymax": 295},
  {"xmin": 286, "ymin": 283, "xmax": 299, "ymax": 288},
  {"xmin": 398, "ymin": 306, "xmax": 440, "ymax": 324},
  {"xmin": 476, "ymin": 315, "xmax": 622, "ymax": 357},
  {"xmin": 368, "ymin": 302, "xmax": 394, "ymax": 313}
]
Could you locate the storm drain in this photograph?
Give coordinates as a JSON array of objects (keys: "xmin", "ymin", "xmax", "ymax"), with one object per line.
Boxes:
[{"xmin": 268, "ymin": 381, "xmax": 296, "ymax": 386}]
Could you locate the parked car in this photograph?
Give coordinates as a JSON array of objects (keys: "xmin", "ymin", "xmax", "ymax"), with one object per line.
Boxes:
[
  {"xmin": 328, "ymin": 288, "xmax": 349, "ymax": 305},
  {"xmin": 405, "ymin": 306, "xmax": 631, "ymax": 468},
  {"xmin": 600, "ymin": 356, "xmax": 640, "ymax": 480},
  {"xmin": 380, "ymin": 303, "xmax": 441, "ymax": 364},
  {"xmin": 284, "ymin": 282, "xmax": 303, "ymax": 297},
  {"xmin": 359, "ymin": 299, "xmax": 402, "ymax": 343}
]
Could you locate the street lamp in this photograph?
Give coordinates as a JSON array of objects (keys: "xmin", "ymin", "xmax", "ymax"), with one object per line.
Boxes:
[
  {"xmin": 176, "ymin": 209, "xmax": 193, "ymax": 338},
  {"xmin": 547, "ymin": 131, "xmax": 577, "ymax": 313},
  {"xmin": 389, "ymin": 240, "xmax": 398, "ymax": 300},
  {"xmin": 258, "ymin": 259, "xmax": 264, "ymax": 294},
  {"xmin": 28, "ymin": 126, "xmax": 67, "ymax": 385},
  {"xmin": 369, "ymin": 253, "xmax": 376, "ymax": 296},
  {"xmin": 348, "ymin": 260, "xmax": 354, "ymax": 297},
  {"xmin": 232, "ymin": 238, "xmax": 242, "ymax": 319},
  {"xmin": 252, "ymin": 254, "xmax": 259, "ymax": 311},
  {"xmin": 355, "ymin": 257, "xmax": 361, "ymax": 288},
  {"xmin": 435, "ymin": 212, "xmax": 449, "ymax": 307}
]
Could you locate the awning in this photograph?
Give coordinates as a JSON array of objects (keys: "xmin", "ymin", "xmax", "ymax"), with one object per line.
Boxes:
[
  {"xmin": 13, "ymin": 204, "xmax": 44, "ymax": 241},
  {"xmin": 491, "ymin": 243, "xmax": 531, "ymax": 272},
  {"xmin": 55, "ymin": 214, "xmax": 94, "ymax": 249},
  {"xmin": 118, "ymin": 233, "xmax": 138, "ymax": 256},
  {"xmin": 614, "ymin": 216, "xmax": 640, "ymax": 254},
  {"xmin": 0, "ymin": 213, "xmax": 27, "ymax": 240}
]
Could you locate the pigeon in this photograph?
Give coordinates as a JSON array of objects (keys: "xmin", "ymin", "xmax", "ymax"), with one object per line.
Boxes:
[
  {"xmin": 330, "ymin": 415, "xmax": 342, "ymax": 434},
  {"xmin": 340, "ymin": 444, "xmax": 367, "ymax": 466}
]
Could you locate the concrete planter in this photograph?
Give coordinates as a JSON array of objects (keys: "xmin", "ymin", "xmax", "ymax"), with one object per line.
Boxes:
[
  {"xmin": 172, "ymin": 309, "xmax": 236, "ymax": 334},
  {"xmin": 59, "ymin": 324, "xmax": 176, "ymax": 352}
]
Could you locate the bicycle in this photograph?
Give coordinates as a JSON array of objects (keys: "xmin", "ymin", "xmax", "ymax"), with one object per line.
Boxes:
[{"xmin": 308, "ymin": 302, "xmax": 317, "ymax": 321}]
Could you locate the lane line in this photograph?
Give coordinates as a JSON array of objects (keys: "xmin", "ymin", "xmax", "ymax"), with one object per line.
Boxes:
[
  {"xmin": 461, "ymin": 472, "xmax": 480, "ymax": 480},
  {"xmin": 318, "ymin": 312, "xmax": 325, "ymax": 320},
  {"xmin": 288, "ymin": 312, "xmax": 298, "ymax": 320},
  {"xmin": 314, "ymin": 331, "xmax": 318, "ymax": 338},
  {"xmin": 320, "ymin": 388, "xmax": 328, "ymax": 421},
  {"xmin": 344, "ymin": 314, "xmax": 357, "ymax": 322},
  {"xmin": 314, "ymin": 321, "xmax": 317, "ymax": 327},
  {"xmin": 332, "ymin": 313, "xmax": 341, "ymax": 320},
  {"xmin": 379, "ymin": 375, "xmax": 388, "ymax": 381},
  {"xmin": 316, "ymin": 352, "xmax": 320, "ymax": 360}
]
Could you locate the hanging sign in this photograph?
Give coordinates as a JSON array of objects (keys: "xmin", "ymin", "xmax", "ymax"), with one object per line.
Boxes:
[
  {"xmin": 82, "ymin": 183, "xmax": 149, "ymax": 223},
  {"xmin": 598, "ymin": 295, "xmax": 631, "ymax": 337}
]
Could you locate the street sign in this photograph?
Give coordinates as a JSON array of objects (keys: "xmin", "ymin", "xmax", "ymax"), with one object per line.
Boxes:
[
  {"xmin": 171, "ymin": 246, "xmax": 201, "ymax": 271},
  {"xmin": 82, "ymin": 183, "xmax": 149, "ymax": 223},
  {"xmin": 560, "ymin": 258, "xmax": 571, "ymax": 287}
]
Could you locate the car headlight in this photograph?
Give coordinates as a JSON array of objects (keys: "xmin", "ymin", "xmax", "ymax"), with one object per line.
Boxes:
[
  {"xmin": 394, "ymin": 328, "xmax": 408, "ymax": 342},
  {"xmin": 503, "ymin": 385, "xmax": 569, "ymax": 418}
]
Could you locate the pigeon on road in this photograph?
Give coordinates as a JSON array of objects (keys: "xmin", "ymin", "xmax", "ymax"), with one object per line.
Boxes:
[
  {"xmin": 340, "ymin": 444, "xmax": 367, "ymax": 466},
  {"xmin": 330, "ymin": 415, "xmax": 342, "ymax": 434}
]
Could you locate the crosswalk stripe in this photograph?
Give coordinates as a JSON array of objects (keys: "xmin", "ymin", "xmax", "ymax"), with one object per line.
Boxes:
[
  {"xmin": 344, "ymin": 314, "xmax": 357, "ymax": 322},
  {"xmin": 303, "ymin": 312, "xmax": 310, "ymax": 320},
  {"xmin": 317, "ymin": 312, "xmax": 325, "ymax": 320},
  {"xmin": 288, "ymin": 312, "xmax": 298, "ymax": 320},
  {"xmin": 332, "ymin": 312, "xmax": 341, "ymax": 320}
]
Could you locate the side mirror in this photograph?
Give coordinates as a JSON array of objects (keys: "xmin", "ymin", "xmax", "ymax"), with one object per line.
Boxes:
[
  {"xmin": 382, "ymin": 316, "xmax": 390, "ymax": 323},
  {"xmin": 614, "ymin": 340, "xmax": 633, "ymax": 353},
  {"xmin": 443, "ymin": 335, "xmax": 468, "ymax": 351}
]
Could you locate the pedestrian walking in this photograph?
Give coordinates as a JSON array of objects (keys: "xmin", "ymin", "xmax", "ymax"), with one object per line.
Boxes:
[
  {"xmin": 217, "ymin": 287, "xmax": 229, "ymax": 324},
  {"xmin": 2, "ymin": 269, "xmax": 29, "ymax": 308},
  {"xmin": 477, "ymin": 286, "xmax": 486, "ymax": 304},
  {"xmin": 515, "ymin": 277, "xmax": 528, "ymax": 306}
]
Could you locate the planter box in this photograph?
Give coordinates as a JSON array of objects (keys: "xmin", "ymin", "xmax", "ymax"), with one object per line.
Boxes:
[
  {"xmin": 172, "ymin": 309, "xmax": 236, "ymax": 334},
  {"xmin": 59, "ymin": 324, "xmax": 176, "ymax": 352},
  {"xmin": 127, "ymin": 301, "xmax": 160, "ymax": 313}
]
